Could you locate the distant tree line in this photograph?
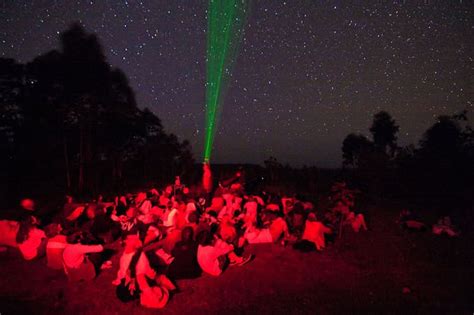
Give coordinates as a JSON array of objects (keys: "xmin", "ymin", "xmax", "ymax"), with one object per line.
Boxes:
[
  {"xmin": 342, "ymin": 110, "xmax": 473, "ymax": 215},
  {"xmin": 254, "ymin": 110, "xmax": 473, "ymax": 216},
  {"xmin": 0, "ymin": 24, "xmax": 194, "ymax": 205}
]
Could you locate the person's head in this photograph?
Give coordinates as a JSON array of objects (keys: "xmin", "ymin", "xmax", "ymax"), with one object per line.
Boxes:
[
  {"xmin": 293, "ymin": 202, "xmax": 304, "ymax": 213},
  {"xmin": 126, "ymin": 207, "xmax": 137, "ymax": 218},
  {"xmin": 196, "ymin": 230, "xmax": 213, "ymax": 246},
  {"xmin": 67, "ymin": 231, "xmax": 87, "ymax": 244},
  {"xmin": 15, "ymin": 216, "xmax": 37, "ymax": 244},
  {"xmin": 86, "ymin": 204, "xmax": 98, "ymax": 219},
  {"xmin": 119, "ymin": 196, "xmax": 127, "ymax": 206},
  {"xmin": 181, "ymin": 226, "xmax": 194, "ymax": 243},
  {"xmin": 307, "ymin": 212, "xmax": 317, "ymax": 222},
  {"xmin": 45, "ymin": 223, "xmax": 62, "ymax": 238},
  {"xmin": 188, "ymin": 211, "xmax": 198, "ymax": 223},
  {"xmin": 20, "ymin": 198, "xmax": 35, "ymax": 211}
]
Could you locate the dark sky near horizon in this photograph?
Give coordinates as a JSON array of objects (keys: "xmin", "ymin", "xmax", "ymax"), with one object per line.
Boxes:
[{"xmin": 1, "ymin": 1, "xmax": 472, "ymax": 167}]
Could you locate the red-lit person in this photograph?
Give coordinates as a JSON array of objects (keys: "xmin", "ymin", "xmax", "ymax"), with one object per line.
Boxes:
[
  {"xmin": 62, "ymin": 232, "xmax": 104, "ymax": 281},
  {"xmin": 196, "ymin": 229, "xmax": 251, "ymax": 276},
  {"xmin": 113, "ymin": 233, "xmax": 176, "ymax": 309},
  {"xmin": 202, "ymin": 162, "xmax": 212, "ymax": 193}
]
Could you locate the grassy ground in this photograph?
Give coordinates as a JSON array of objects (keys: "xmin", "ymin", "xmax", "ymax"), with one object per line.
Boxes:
[{"xmin": 0, "ymin": 204, "xmax": 472, "ymax": 314}]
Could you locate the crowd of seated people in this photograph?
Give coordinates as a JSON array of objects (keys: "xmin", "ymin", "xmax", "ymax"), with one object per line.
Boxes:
[{"xmin": 0, "ymin": 173, "xmax": 368, "ymax": 309}]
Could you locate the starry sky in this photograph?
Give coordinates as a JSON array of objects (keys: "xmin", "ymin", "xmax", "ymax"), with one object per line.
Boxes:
[{"xmin": 1, "ymin": 1, "xmax": 472, "ymax": 168}]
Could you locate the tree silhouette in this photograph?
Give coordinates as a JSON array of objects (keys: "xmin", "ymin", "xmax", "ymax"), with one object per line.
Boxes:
[
  {"xmin": 369, "ymin": 111, "xmax": 399, "ymax": 156},
  {"xmin": 0, "ymin": 23, "xmax": 194, "ymax": 203},
  {"xmin": 341, "ymin": 133, "xmax": 372, "ymax": 168}
]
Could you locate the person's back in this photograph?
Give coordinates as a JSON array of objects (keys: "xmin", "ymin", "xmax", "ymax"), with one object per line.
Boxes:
[
  {"xmin": 47, "ymin": 234, "xmax": 67, "ymax": 269},
  {"xmin": 169, "ymin": 237, "xmax": 201, "ymax": 279},
  {"xmin": 18, "ymin": 227, "xmax": 46, "ymax": 260},
  {"xmin": 302, "ymin": 219, "xmax": 331, "ymax": 250},
  {"xmin": 269, "ymin": 217, "xmax": 289, "ymax": 242},
  {"xmin": 63, "ymin": 233, "xmax": 103, "ymax": 281}
]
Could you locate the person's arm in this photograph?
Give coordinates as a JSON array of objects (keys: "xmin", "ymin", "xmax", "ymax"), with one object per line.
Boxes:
[
  {"xmin": 213, "ymin": 239, "xmax": 234, "ymax": 257},
  {"xmin": 77, "ymin": 244, "xmax": 104, "ymax": 254},
  {"xmin": 323, "ymin": 225, "xmax": 332, "ymax": 234},
  {"xmin": 113, "ymin": 253, "xmax": 131, "ymax": 284}
]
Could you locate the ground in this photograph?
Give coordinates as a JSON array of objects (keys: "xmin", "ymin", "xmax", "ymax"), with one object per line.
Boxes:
[{"xmin": 0, "ymin": 205, "xmax": 472, "ymax": 314}]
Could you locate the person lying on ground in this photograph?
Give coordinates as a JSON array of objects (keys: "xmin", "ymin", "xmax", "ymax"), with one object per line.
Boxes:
[{"xmin": 113, "ymin": 233, "xmax": 176, "ymax": 309}]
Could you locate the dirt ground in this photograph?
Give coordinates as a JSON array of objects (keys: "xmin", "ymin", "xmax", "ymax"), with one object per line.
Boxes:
[{"xmin": 0, "ymin": 205, "xmax": 472, "ymax": 314}]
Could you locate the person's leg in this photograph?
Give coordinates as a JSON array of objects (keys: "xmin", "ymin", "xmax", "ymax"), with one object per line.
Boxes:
[
  {"xmin": 88, "ymin": 252, "xmax": 104, "ymax": 273},
  {"xmin": 67, "ymin": 258, "xmax": 96, "ymax": 281},
  {"xmin": 245, "ymin": 229, "xmax": 272, "ymax": 244},
  {"xmin": 36, "ymin": 238, "xmax": 48, "ymax": 258},
  {"xmin": 358, "ymin": 214, "xmax": 368, "ymax": 231},
  {"xmin": 155, "ymin": 274, "xmax": 176, "ymax": 291}
]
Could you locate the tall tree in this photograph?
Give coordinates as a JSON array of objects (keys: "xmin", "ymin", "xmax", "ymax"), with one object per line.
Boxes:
[
  {"xmin": 342, "ymin": 133, "xmax": 372, "ymax": 168},
  {"xmin": 0, "ymin": 23, "xmax": 195, "ymax": 202},
  {"xmin": 369, "ymin": 111, "xmax": 399, "ymax": 156}
]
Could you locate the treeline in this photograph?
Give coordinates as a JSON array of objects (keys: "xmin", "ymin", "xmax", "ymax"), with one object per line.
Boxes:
[
  {"xmin": 0, "ymin": 24, "xmax": 194, "ymax": 206},
  {"xmin": 249, "ymin": 110, "xmax": 473, "ymax": 217},
  {"xmin": 342, "ymin": 110, "xmax": 473, "ymax": 215}
]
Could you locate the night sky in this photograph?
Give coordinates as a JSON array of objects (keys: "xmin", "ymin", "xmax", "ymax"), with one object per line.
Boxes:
[{"xmin": 1, "ymin": 1, "xmax": 472, "ymax": 168}]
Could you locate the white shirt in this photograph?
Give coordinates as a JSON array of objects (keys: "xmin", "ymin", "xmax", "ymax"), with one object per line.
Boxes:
[
  {"xmin": 197, "ymin": 239, "xmax": 233, "ymax": 276},
  {"xmin": 63, "ymin": 244, "xmax": 103, "ymax": 268}
]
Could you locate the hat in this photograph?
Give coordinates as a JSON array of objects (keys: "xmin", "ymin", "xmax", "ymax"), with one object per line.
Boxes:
[
  {"xmin": 140, "ymin": 286, "xmax": 169, "ymax": 309},
  {"xmin": 20, "ymin": 199, "xmax": 35, "ymax": 211}
]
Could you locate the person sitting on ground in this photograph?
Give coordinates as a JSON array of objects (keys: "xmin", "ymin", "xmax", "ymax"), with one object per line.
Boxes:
[
  {"xmin": 167, "ymin": 227, "xmax": 202, "ymax": 280},
  {"xmin": 243, "ymin": 196, "xmax": 258, "ymax": 227},
  {"xmin": 397, "ymin": 209, "xmax": 426, "ymax": 231},
  {"xmin": 62, "ymin": 231, "xmax": 104, "ymax": 281},
  {"xmin": 346, "ymin": 211, "xmax": 368, "ymax": 232},
  {"xmin": 218, "ymin": 214, "xmax": 238, "ymax": 244},
  {"xmin": 161, "ymin": 201, "xmax": 179, "ymax": 232},
  {"xmin": 81, "ymin": 204, "xmax": 116, "ymax": 243},
  {"xmin": 137, "ymin": 192, "xmax": 155, "ymax": 224},
  {"xmin": 288, "ymin": 202, "xmax": 306, "ymax": 237},
  {"xmin": 294, "ymin": 213, "xmax": 332, "ymax": 252},
  {"xmin": 265, "ymin": 195, "xmax": 281, "ymax": 213},
  {"xmin": 196, "ymin": 230, "xmax": 251, "ymax": 276},
  {"xmin": 18, "ymin": 198, "xmax": 41, "ymax": 224},
  {"xmin": 0, "ymin": 219, "xmax": 20, "ymax": 248},
  {"xmin": 432, "ymin": 216, "xmax": 460, "ymax": 237},
  {"xmin": 243, "ymin": 213, "xmax": 290, "ymax": 245},
  {"xmin": 141, "ymin": 225, "xmax": 175, "ymax": 272},
  {"xmin": 16, "ymin": 216, "xmax": 47, "ymax": 260},
  {"xmin": 45, "ymin": 223, "xmax": 68, "ymax": 269}
]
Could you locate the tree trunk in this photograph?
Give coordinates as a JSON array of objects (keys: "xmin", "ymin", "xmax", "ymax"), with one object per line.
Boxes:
[
  {"xmin": 63, "ymin": 133, "xmax": 71, "ymax": 191},
  {"xmin": 78, "ymin": 122, "xmax": 85, "ymax": 193}
]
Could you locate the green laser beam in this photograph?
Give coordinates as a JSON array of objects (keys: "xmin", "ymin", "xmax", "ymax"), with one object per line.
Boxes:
[{"xmin": 204, "ymin": 0, "xmax": 249, "ymax": 162}]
